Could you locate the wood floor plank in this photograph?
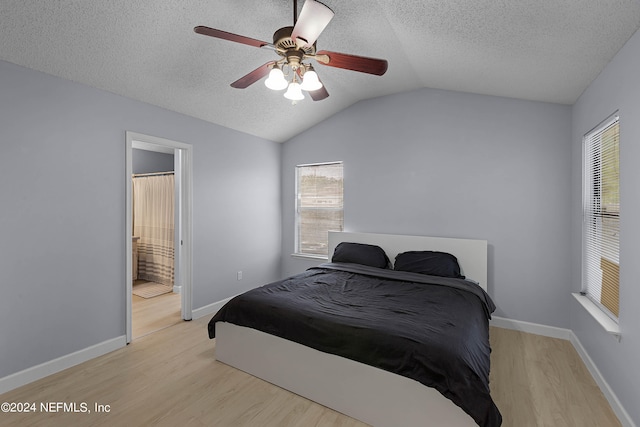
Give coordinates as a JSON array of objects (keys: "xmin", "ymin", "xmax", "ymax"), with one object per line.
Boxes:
[
  {"xmin": 489, "ymin": 327, "xmax": 620, "ymax": 427},
  {"xmin": 132, "ymin": 284, "xmax": 181, "ymax": 339},
  {"xmin": 0, "ymin": 319, "xmax": 621, "ymax": 427}
]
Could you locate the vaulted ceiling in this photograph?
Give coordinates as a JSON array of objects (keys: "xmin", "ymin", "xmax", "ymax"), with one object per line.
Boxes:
[{"xmin": 2, "ymin": 1, "xmax": 639, "ymax": 142}]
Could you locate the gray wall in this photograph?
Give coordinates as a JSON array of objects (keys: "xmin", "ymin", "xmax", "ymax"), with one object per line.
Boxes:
[
  {"xmin": 571, "ymin": 28, "xmax": 640, "ymax": 424},
  {"xmin": 0, "ymin": 60, "xmax": 282, "ymax": 379},
  {"xmin": 281, "ymin": 88, "xmax": 573, "ymax": 328},
  {"xmin": 132, "ymin": 149, "xmax": 174, "ymax": 174}
]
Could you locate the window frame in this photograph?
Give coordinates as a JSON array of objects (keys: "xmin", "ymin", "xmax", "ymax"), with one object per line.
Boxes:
[
  {"xmin": 294, "ymin": 161, "xmax": 344, "ymax": 259},
  {"xmin": 581, "ymin": 112, "xmax": 620, "ymax": 325}
]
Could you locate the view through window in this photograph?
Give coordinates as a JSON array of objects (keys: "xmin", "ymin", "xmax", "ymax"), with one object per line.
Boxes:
[{"xmin": 295, "ymin": 162, "xmax": 343, "ymax": 256}]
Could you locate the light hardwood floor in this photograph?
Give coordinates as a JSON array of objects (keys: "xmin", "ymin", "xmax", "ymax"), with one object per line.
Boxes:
[
  {"xmin": 0, "ymin": 320, "xmax": 621, "ymax": 427},
  {"xmin": 132, "ymin": 286, "xmax": 181, "ymax": 339}
]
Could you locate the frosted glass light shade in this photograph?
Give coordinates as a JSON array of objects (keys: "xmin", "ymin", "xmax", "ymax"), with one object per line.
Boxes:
[
  {"xmin": 284, "ymin": 82, "xmax": 305, "ymax": 100},
  {"xmin": 265, "ymin": 68, "xmax": 288, "ymax": 90},
  {"xmin": 300, "ymin": 70, "xmax": 323, "ymax": 91},
  {"xmin": 290, "ymin": 0, "xmax": 335, "ymax": 47}
]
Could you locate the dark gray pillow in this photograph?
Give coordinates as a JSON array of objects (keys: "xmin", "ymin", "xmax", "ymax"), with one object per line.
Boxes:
[
  {"xmin": 331, "ymin": 242, "xmax": 390, "ymax": 269},
  {"xmin": 394, "ymin": 251, "xmax": 464, "ymax": 278}
]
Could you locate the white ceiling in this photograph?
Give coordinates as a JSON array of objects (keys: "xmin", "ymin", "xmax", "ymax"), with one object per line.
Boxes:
[{"xmin": 1, "ymin": 0, "xmax": 639, "ymax": 142}]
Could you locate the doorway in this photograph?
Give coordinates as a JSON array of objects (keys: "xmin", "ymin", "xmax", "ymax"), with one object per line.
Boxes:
[{"xmin": 125, "ymin": 132, "xmax": 193, "ymax": 343}]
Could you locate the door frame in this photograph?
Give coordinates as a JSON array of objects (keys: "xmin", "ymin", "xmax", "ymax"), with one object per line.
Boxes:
[{"xmin": 125, "ymin": 131, "xmax": 193, "ymax": 343}]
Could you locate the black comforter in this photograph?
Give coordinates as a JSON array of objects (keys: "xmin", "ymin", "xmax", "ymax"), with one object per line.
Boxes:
[{"xmin": 208, "ymin": 263, "xmax": 502, "ymax": 427}]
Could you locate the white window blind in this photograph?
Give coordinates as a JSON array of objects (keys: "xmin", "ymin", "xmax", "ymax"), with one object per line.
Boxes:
[
  {"xmin": 583, "ymin": 114, "xmax": 620, "ymax": 319},
  {"xmin": 295, "ymin": 162, "xmax": 343, "ymax": 256}
]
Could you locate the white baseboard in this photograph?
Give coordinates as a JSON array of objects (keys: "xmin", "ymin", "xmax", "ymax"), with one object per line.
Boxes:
[
  {"xmin": 173, "ymin": 285, "xmax": 182, "ymax": 294},
  {"xmin": 491, "ymin": 316, "xmax": 635, "ymax": 427},
  {"xmin": 0, "ymin": 335, "xmax": 126, "ymax": 396},
  {"xmin": 569, "ymin": 332, "xmax": 636, "ymax": 427},
  {"xmin": 0, "ymin": 292, "xmax": 240, "ymax": 395},
  {"xmin": 490, "ymin": 316, "xmax": 573, "ymax": 340},
  {"xmin": 191, "ymin": 294, "xmax": 239, "ymax": 320}
]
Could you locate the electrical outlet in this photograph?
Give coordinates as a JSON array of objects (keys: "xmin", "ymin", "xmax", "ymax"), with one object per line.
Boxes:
[{"xmin": 237, "ymin": 271, "xmax": 243, "ymax": 281}]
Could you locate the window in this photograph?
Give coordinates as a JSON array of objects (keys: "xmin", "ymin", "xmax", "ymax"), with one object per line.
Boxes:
[
  {"xmin": 583, "ymin": 113, "xmax": 620, "ymax": 320},
  {"xmin": 295, "ymin": 162, "xmax": 343, "ymax": 257}
]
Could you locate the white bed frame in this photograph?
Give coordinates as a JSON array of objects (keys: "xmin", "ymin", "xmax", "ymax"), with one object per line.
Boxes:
[{"xmin": 215, "ymin": 232, "xmax": 488, "ymax": 427}]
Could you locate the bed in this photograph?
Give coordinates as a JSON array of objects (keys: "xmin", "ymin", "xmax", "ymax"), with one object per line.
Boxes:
[{"xmin": 208, "ymin": 231, "xmax": 501, "ymax": 427}]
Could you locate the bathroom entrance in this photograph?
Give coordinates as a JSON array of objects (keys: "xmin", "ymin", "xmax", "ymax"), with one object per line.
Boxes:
[{"xmin": 125, "ymin": 132, "xmax": 192, "ymax": 343}]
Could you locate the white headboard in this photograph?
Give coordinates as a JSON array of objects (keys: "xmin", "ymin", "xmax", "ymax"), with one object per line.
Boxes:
[{"xmin": 328, "ymin": 231, "xmax": 488, "ymax": 291}]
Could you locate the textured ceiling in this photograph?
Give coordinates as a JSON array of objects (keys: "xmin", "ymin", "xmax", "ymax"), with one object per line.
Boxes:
[{"xmin": 1, "ymin": 0, "xmax": 639, "ymax": 142}]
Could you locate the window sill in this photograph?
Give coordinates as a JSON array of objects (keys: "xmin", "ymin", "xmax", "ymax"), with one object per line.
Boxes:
[
  {"xmin": 291, "ymin": 253, "xmax": 328, "ymax": 261},
  {"xmin": 572, "ymin": 293, "xmax": 621, "ymax": 340}
]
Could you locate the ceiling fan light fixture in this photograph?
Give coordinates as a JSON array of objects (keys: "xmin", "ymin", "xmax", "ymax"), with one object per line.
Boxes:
[
  {"xmin": 284, "ymin": 81, "xmax": 305, "ymax": 101},
  {"xmin": 195, "ymin": 0, "xmax": 387, "ymax": 103},
  {"xmin": 300, "ymin": 67, "xmax": 323, "ymax": 91},
  {"xmin": 265, "ymin": 66, "xmax": 288, "ymax": 90}
]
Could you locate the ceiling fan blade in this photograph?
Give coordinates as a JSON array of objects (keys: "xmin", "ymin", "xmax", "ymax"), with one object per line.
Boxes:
[
  {"xmin": 291, "ymin": 0, "xmax": 335, "ymax": 48},
  {"xmin": 315, "ymin": 50, "xmax": 389, "ymax": 76},
  {"xmin": 316, "ymin": 50, "xmax": 388, "ymax": 76},
  {"xmin": 194, "ymin": 26, "xmax": 269, "ymax": 49},
  {"xmin": 230, "ymin": 62, "xmax": 275, "ymax": 89},
  {"xmin": 309, "ymin": 85, "xmax": 329, "ymax": 101}
]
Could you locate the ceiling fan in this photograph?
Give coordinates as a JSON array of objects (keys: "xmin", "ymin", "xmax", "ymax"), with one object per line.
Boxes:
[{"xmin": 194, "ymin": 0, "xmax": 388, "ymax": 102}]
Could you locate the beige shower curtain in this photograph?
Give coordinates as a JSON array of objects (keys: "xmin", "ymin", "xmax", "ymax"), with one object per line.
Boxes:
[{"xmin": 132, "ymin": 173, "xmax": 175, "ymax": 287}]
